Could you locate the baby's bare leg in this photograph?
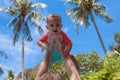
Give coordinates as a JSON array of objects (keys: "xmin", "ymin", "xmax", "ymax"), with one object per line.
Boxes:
[
  {"xmin": 64, "ymin": 57, "xmax": 81, "ymax": 80},
  {"xmin": 58, "ymin": 41, "xmax": 66, "ymax": 59},
  {"xmin": 69, "ymin": 54, "xmax": 80, "ymax": 70},
  {"xmin": 36, "ymin": 51, "xmax": 51, "ymax": 80}
]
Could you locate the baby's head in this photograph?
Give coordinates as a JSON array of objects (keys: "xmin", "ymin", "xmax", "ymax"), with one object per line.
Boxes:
[
  {"xmin": 47, "ymin": 14, "xmax": 61, "ymax": 23},
  {"xmin": 46, "ymin": 14, "xmax": 63, "ymax": 34}
]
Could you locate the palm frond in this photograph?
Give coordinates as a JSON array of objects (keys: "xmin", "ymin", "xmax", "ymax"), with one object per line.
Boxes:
[
  {"xmin": 66, "ymin": 0, "xmax": 113, "ymax": 27},
  {"xmin": 5, "ymin": 7, "xmax": 18, "ymax": 16},
  {"xmin": 76, "ymin": 13, "xmax": 90, "ymax": 27},
  {"xmin": 31, "ymin": 3, "xmax": 47, "ymax": 9},
  {"xmin": 83, "ymin": 17, "xmax": 90, "ymax": 27},
  {"xmin": 14, "ymin": 1, "xmax": 22, "ymax": 8},
  {"xmin": 93, "ymin": 0, "xmax": 100, "ymax": 3},
  {"xmin": 28, "ymin": 12, "xmax": 45, "ymax": 27},
  {"xmin": 66, "ymin": 7, "xmax": 81, "ymax": 22},
  {"xmin": 29, "ymin": 17, "xmax": 43, "ymax": 34},
  {"xmin": 66, "ymin": 9, "xmax": 73, "ymax": 16},
  {"xmin": 93, "ymin": 3, "xmax": 106, "ymax": 13},
  {"xmin": 37, "ymin": 25, "xmax": 43, "ymax": 34},
  {"xmin": 7, "ymin": 18, "xmax": 18, "ymax": 27},
  {"xmin": 24, "ymin": 22, "xmax": 33, "ymax": 41},
  {"xmin": 13, "ymin": 20, "xmax": 21, "ymax": 45},
  {"xmin": 26, "ymin": 12, "xmax": 44, "ymax": 34},
  {"xmin": 13, "ymin": 32, "xmax": 19, "ymax": 46},
  {"xmin": 97, "ymin": 10, "xmax": 113, "ymax": 23},
  {"xmin": 30, "ymin": 17, "xmax": 40, "ymax": 26},
  {"xmin": 5, "ymin": 0, "xmax": 46, "ymax": 44},
  {"xmin": 92, "ymin": 3, "xmax": 113, "ymax": 23},
  {"xmin": 70, "ymin": 13, "xmax": 76, "ymax": 22},
  {"xmin": 16, "ymin": 0, "xmax": 21, "ymax": 2},
  {"xmin": 66, "ymin": 0, "xmax": 82, "ymax": 5},
  {"xmin": 30, "ymin": 12, "xmax": 45, "ymax": 20},
  {"xmin": 66, "ymin": 7, "xmax": 79, "ymax": 15}
]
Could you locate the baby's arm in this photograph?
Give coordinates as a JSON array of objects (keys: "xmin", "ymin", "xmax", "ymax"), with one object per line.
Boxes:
[
  {"xmin": 64, "ymin": 45, "xmax": 72, "ymax": 58},
  {"xmin": 61, "ymin": 31, "xmax": 72, "ymax": 58},
  {"xmin": 37, "ymin": 40, "xmax": 47, "ymax": 51},
  {"xmin": 37, "ymin": 32, "xmax": 49, "ymax": 51}
]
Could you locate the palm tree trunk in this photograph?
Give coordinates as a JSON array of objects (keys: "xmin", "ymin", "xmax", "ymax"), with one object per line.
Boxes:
[
  {"xmin": 21, "ymin": 17, "xmax": 25, "ymax": 80},
  {"xmin": 90, "ymin": 14, "xmax": 107, "ymax": 57}
]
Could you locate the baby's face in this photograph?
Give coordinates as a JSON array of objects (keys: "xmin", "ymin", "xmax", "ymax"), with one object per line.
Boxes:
[{"xmin": 46, "ymin": 17, "xmax": 62, "ymax": 34}]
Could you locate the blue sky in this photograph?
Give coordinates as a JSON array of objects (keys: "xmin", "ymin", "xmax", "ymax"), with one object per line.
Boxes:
[{"xmin": 0, "ymin": 0, "xmax": 120, "ymax": 79}]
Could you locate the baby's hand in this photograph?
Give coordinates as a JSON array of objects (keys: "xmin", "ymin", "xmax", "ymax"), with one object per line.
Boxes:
[{"xmin": 41, "ymin": 43, "xmax": 47, "ymax": 51}]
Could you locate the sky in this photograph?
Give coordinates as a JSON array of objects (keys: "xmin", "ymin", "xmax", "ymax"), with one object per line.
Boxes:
[{"xmin": 0, "ymin": 0, "xmax": 120, "ymax": 79}]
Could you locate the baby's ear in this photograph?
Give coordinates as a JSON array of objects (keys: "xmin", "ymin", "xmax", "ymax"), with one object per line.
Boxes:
[{"xmin": 46, "ymin": 25, "xmax": 48, "ymax": 29}]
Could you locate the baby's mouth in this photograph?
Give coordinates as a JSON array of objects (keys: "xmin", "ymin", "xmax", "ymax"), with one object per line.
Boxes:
[{"xmin": 53, "ymin": 30, "xmax": 58, "ymax": 32}]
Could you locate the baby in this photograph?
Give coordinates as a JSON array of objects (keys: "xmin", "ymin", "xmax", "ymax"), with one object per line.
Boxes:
[{"xmin": 36, "ymin": 14, "xmax": 80, "ymax": 80}]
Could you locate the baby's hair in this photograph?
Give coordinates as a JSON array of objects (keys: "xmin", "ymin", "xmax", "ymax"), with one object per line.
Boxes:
[{"xmin": 47, "ymin": 14, "xmax": 61, "ymax": 23}]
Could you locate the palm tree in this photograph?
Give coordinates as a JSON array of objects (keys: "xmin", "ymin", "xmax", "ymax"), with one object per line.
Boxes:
[
  {"xmin": 1, "ymin": 0, "xmax": 47, "ymax": 80},
  {"xmin": 65, "ymin": 0, "xmax": 113, "ymax": 57}
]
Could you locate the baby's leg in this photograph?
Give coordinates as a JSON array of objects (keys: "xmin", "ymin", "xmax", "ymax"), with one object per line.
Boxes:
[
  {"xmin": 36, "ymin": 51, "xmax": 50, "ymax": 80},
  {"xmin": 64, "ymin": 57, "xmax": 81, "ymax": 80},
  {"xmin": 69, "ymin": 54, "xmax": 80, "ymax": 70},
  {"xmin": 58, "ymin": 42, "xmax": 66, "ymax": 59}
]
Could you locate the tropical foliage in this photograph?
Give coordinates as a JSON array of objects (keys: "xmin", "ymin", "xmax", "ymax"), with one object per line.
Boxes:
[
  {"xmin": 16, "ymin": 65, "xmax": 39, "ymax": 80},
  {"xmin": 81, "ymin": 53, "xmax": 120, "ymax": 80},
  {"xmin": 110, "ymin": 32, "xmax": 120, "ymax": 53},
  {"xmin": 48, "ymin": 51, "xmax": 120, "ymax": 80},
  {"xmin": 4, "ymin": 70, "xmax": 14, "ymax": 80},
  {"xmin": 75, "ymin": 50, "xmax": 104, "ymax": 72},
  {"xmin": 49, "ymin": 50, "xmax": 104, "ymax": 79},
  {"xmin": 16, "ymin": 50, "xmax": 120, "ymax": 80}
]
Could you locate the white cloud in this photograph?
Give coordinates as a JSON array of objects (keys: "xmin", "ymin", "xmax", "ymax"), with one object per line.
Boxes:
[
  {"xmin": 0, "ymin": 33, "xmax": 42, "ymax": 79},
  {"xmin": 0, "ymin": 33, "xmax": 39, "ymax": 55}
]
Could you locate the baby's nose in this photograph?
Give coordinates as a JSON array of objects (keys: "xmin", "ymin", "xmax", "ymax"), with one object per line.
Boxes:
[{"xmin": 53, "ymin": 26, "xmax": 57, "ymax": 29}]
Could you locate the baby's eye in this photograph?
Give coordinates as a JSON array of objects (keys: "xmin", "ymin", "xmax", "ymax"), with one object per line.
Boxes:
[
  {"xmin": 56, "ymin": 24, "xmax": 60, "ymax": 26},
  {"xmin": 50, "ymin": 24, "xmax": 54, "ymax": 26}
]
